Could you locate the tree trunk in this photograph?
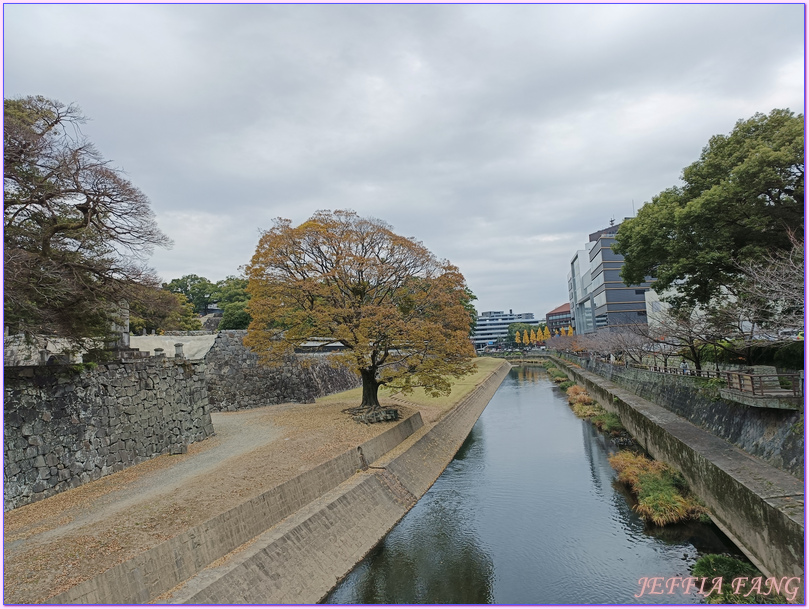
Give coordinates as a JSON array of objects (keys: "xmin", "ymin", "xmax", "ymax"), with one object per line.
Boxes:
[
  {"xmin": 689, "ymin": 345, "xmax": 702, "ymax": 371},
  {"xmin": 359, "ymin": 367, "xmax": 381, "ymax": 409}
]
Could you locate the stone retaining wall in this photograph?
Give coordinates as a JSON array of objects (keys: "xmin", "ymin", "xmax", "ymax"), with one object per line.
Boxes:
[
  {"xmin": 564, "ymin": 356, "xmax": 803, "ymax": 477},
  {"xmin": 204, "ymin": 331, "xmax": 360, "ymax": 411},
  {"xmin": 551, "ymin": 357, "xmax": 804, "ymax": 580},
  {"xmin": 4, "ymin": 358, "xmax": 213, "ymax": 511}
]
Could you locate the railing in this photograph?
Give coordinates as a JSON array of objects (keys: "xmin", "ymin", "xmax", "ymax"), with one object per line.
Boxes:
[
  {"xmin": 632, "ymin": 364, "xmax": 803, "ymax": 398},
  {"xmin": 550, "ymin": 352, "xmax": 804, "ymax": 398},
  {"xmin": 722, "ymin": 372, "xmax": 804, "ymax": 398}
]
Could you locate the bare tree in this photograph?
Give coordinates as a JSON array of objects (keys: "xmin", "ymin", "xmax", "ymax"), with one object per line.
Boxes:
[
  {"xmin": 4, "ymin": 96, "xmax": 171, "ymax": 344},
  {"xmin": 732, "ymin": 234, "xmax": 804, "ymax": 339}
]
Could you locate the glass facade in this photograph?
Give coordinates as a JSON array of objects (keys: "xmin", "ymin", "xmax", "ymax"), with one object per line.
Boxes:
[{"xmin": 567, "ymin": 221, "xmax": 654, "ymax": 335}]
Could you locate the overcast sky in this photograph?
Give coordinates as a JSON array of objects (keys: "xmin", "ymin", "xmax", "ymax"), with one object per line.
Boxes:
[{"xmin": 4, "ymin": 4, "xmax": 804, "ymax": 318}]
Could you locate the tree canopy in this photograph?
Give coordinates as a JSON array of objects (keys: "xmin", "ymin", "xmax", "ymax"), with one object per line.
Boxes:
[
  {"xmin": 164, "ymin": 274, "xmax": 216, "ymax": 315},
  {"xmin": 128, "ymin": 286, "xmax": 201, "ymax": 335},
  {"xmin": 245, "ymin": 210, "xmax": 476, "ymax": 411},
  {"xmin": 213, "ymin": 275, "xmax": 251, "ymax": 330},
  {"xmin": 4, "ymin": 95, "xmax": 171, "ymax": 343},
  {"xmin": 614, "ymin": 109, "xmax": 804, "ymax": 308}
]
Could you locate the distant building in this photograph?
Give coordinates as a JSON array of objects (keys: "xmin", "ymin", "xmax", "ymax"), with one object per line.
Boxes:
[
  {"xmin": 568, "ymin": 221, "xmax": 654, "ymax": 334},
  {"xmin": 471, "ymin": 310, "xmax": 541, "ymax": 349},
  {"xmin": 546, "ymin": 303, "xmax": 573, "ymax": 335}
]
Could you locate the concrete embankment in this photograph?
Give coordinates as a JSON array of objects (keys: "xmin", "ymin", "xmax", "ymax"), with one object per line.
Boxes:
[
  {"xmin": 49, "ymin": 360, "xmax": 510, "ymax": 604},
  {"xmin": 163, "ymin": 360, "xmax": 511, "ymax": 604},
  {"xmin": 47, "ymin": 412, "xmax": 424, "ymax": 604},
  {"xmin": 551, "ymin": 357, "xmax": 803, "ymax": 580}
]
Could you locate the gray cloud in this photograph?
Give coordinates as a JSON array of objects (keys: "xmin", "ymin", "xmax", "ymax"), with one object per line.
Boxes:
[{"xmin": 4, "ymin": 3, "xmax": 803, "ymax": 317}]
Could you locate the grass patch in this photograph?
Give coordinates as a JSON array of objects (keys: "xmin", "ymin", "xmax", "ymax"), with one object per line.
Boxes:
[
  {"xmin": 380, "ymin": 357, "xmax": 504, "ymax": 409},
  {"xmin": 692, "ymin": 554, "xmax": 791, "ymax": 603},
  {"xmin": 591, "ymin": 412, "xmax": 624, "ymax": 434},
  {"xmin": 558, "ymin": 380, "xmax": 575, "ymax": 391},
  {"xmin": 609, "ymin": 451, "xmax": 705, "ymax": 526},
  {"xmin": 315, "ymin": 358, "xmax": 508, "ymax": 425}
]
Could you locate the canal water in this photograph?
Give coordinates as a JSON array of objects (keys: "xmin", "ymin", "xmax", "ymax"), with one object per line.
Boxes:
[{"xmin": 325, "ymin": 365, "xmax": 743, "ymax": 604}]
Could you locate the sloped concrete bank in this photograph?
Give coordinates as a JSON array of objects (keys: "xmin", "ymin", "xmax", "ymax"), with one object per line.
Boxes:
[
  {"xmin": 47, "ymin": 411, "xmax": 424, "ymax": 604},
  {"xmin": 163, "ymin": 360, "xmax": 511, "ymax": 604},
  {"xmin": 550, "ymin": 357, "xmax": 803, "ymax": 580}
]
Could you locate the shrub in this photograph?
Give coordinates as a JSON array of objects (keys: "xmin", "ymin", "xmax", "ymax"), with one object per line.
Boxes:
[
  {"xmin": 609, "ymin": 451, "xmax": 705, "ymax": 525},
  {"xmin": 592, "ymin": 412, "xmax": 624, "ymax": 434},
  {"xmin": 558, "ymin": 380, "xmax": 576, "ymax": 391}
]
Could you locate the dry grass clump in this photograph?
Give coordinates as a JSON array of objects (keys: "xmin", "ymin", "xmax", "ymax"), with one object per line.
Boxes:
[
  {"xmin": 566, "ymin": 385, "xmax": 595, "ymax": 406},
  {"xmin": 566, "ymin": 385, "xmax": 586, "ymax": 397},
  {"xmin": 572, "ymin": 402, "xmax": 603, "ymax": 418},
  {"xmin": 566, "ymin": 385, "xmax": 602, "ymax": 417},
  {"xmin": 571, "ymin": 393, "xmax": 595, "ymax": 405},
  {"xmin": 609, "ymin": 451, "xmax": 705, "ymax": 526}
]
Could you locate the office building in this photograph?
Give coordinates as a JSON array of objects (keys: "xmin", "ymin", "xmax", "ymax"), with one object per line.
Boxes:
[
  {"xmin": 471, "ymin": 310, "xmax": 541, "ymax": 349},
  {"xmin": 568, "ymin": 221, "xmax": 654, "ymax": 334}
]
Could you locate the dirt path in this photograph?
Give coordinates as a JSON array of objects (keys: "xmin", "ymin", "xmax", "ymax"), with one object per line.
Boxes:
[
  {"xmin": 6, "ymin": 409, "xmax": 283, "ymax": 550},
  {"xmin": 3, "ymin": 393, "xmax": 413, "ymax": 604}
]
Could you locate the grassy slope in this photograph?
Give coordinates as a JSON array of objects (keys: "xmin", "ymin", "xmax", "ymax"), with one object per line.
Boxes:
[{"xmin": 315, "ymin": 357, "xmax": 505, "ymax": 415}]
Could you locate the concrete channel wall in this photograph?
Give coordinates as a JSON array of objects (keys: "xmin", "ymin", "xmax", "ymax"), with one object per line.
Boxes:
[
  {"xmin": 47, "ymin": 411, "xmax": 425, "ymax": 604},
  {"xmin": 163, "ymin": 360, "xmax": 512, "ymax": 604},
  {"xmin": 568, "ymin": 356, "xmax": 803, "ymax": 477},
  {"xmin": 550, "ymin": 357, "xmax": 804, "ymax": 580}
]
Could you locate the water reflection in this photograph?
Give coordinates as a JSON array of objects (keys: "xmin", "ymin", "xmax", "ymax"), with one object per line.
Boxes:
[
  {"xmin": 326, "ymin": 430, "xmax": 494, "ymax": 604},
  {"xmin": 325, "ymin": 366, "xmax": 740, "ymax": 604}
]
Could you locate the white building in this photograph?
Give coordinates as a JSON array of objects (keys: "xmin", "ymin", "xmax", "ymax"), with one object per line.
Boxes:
[{"xmin": 471, "ymin": 310, "xmax": 541, "ymax": 349}]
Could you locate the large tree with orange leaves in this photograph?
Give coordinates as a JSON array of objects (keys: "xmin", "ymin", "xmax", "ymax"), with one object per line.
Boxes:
[{"xmin": 245, "ymin": 210, "xmax": 476, "ymax": 413}]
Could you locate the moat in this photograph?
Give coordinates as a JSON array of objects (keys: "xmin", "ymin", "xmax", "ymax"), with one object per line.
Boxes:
[{"xmin": 325, "ymin": 365, "xmax": 742, "ymax": 604}]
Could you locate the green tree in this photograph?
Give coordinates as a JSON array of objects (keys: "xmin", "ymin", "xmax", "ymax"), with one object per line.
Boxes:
[
  {"xmin": 245, "ymin": 210, "xmax": 476, "ymax": 413},
  {"xmin": 4, "ymin": 95, "xmax": 171, "ymax": 344},
  {"xmin": 212, "ymin": 275, "xmax": 249, "ymax": 305},
  {"xmin": 129, "ymin": 287, "xmax": 201, "ymax": 335},
  {"xmin": 614, "ymin": 109, "xmax": 804, "ymax": 308},
  {"xmin": 461, "ymin": 287, "xmax": 479, "ymax": 336},
  {"xmin": 219, "ymin": 301, "xmax": 251, "ymax": 330},
  {"xmin": 164, "ymin": 274, "xmax": 215, "ymax": 315},
  {"xmin": 212, "ymin": 275, "xmax": 251, "ymax": 329},
  {"xmin": 507, "ymin": 322, "xmax": 534, "ymax": 345}
]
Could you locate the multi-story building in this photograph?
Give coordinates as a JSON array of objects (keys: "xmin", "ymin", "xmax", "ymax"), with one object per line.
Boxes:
[
  {"xmin": 546, "ymin": 303, "xmax": 573, "ymax": 335},
  {"xmin": 471, "ymin": 310, "xmax": 541, "ymax": 349},
  {"xmin": 568, "ymin": 221, "xmax": 654, "ymax": 334}
]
